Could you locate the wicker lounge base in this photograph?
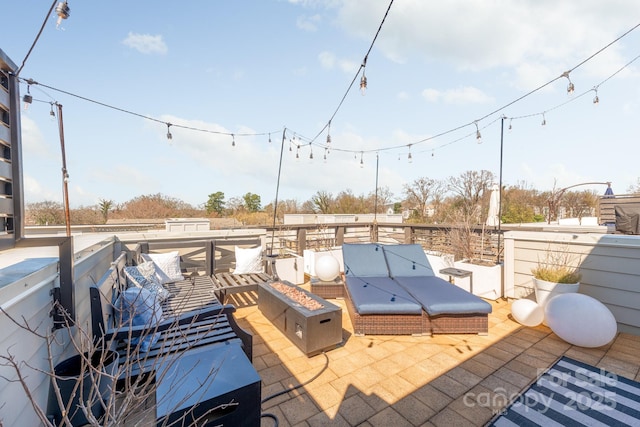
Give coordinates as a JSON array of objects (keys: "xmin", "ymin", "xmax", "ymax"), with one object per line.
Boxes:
[
  {"xmin": 344, "ymin": 284, "xmax": 489, "ymax": 336},
  {"xmin": 310, "ymin": 277, "xmax": 345, "ymax": 299},
  {"xmin": 343, "ymin": 286, "xmax": 424, "ymax": 336},
  {"xmin": 423, "ymin": 312, "xmax": 488, "ymax": 335}
]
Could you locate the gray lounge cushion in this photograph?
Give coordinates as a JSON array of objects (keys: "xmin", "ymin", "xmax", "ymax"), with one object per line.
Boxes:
[
  {"xmin": 394, "ymin": 276, "xmax": 492, "ymax": 316},
  {"xmin": 344, "ymin": 276, "xmax": 423, "ymax": 315},
  {"xmin": 342, "ymin": 243, "xmax": 390, "ymax": 277},
  {"xmin": 383, "ymin": 244, "xmax": 436, "ymax": 277}
]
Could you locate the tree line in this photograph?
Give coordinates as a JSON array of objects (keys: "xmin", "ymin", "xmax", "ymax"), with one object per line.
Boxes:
[{"xmin": 25, "ymin": 172, "xmax": 640, "ymax": 227}]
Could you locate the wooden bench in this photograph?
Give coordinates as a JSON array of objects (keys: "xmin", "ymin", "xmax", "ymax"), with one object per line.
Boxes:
[{"xmin": 209, "ymin": 238, "xmax": 271, "ymax": 302}]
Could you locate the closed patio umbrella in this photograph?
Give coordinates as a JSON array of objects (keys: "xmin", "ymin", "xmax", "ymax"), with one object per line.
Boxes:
[
  {"xmin": 486, "ymin": 184, "xmax": 500, "ymax": 227},
  {"xmin": 604, "ymin": 183, "xmax": 614, "ymax": 198}
]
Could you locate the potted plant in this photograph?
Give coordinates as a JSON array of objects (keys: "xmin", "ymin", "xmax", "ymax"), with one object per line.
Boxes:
[{"xmin": 531, "ymin": 246, "xmax": 582, "ymax": 309}]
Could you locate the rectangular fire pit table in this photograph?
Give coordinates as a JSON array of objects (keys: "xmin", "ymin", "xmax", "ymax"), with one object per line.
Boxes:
[{"xmin": 258, "ymin": 281, "xmax": 343, "ymax": 357}]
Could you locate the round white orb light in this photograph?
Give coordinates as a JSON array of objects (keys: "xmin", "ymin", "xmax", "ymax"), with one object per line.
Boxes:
[
  {"xmin": 315, "ymin": 255, "xmax": 340, "ymax": 282},
  {"xmin": 545, "ymin": 293, "xmax": 617, "ymax": 348},
  {"xmin": 511, "ymin": 299, "xmax": 544, "ymax": 327}
]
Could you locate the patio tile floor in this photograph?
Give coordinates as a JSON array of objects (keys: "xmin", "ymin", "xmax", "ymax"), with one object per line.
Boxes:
[{"xmin": 224, "ymin": 287, "xmax": 640, "ymax": 427}]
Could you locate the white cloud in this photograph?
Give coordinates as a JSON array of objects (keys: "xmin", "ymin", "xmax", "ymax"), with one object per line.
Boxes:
[
  {"xmin": 318, "ymin": 51, "xmax": 358, "ymax": 73},
  {"xmin": 335, "ymin": 1, "xmax": 640, "ymax": 82},
  {"xmin": 122, "ymin": 32, "xmax": 168, "ymax": 55},
  {"xmin": 296, "ymin": 14, "xmax": 322, "ymax": 31},
  {"xmin": 422, "ymin": 86, "xmax": 493, "ymax": 105},
  {"xmin": 20, "ymin": 116, "xmax": 53, "ymax": 158},
  {"xmin": 318, "ymin": 51, "xmax": 335, "ymax": 69}
]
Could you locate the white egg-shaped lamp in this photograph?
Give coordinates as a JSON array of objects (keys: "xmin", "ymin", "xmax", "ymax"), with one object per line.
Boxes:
[
  {"xmin": 511, "ymin": 299, "xmax": 544, "ymax": 327},
  {"xmin": 545, "ymin": 293, "xmax": 617, "ymax": 348},
  {"xmin": 315, "ymin": 255, "xmax": 340, "ymax": 282}
]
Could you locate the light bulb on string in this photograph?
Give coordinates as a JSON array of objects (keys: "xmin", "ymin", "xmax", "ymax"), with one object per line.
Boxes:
[
  {"xmin": 541, "ymin": 112, "xmax": 546, "ymax": 126},
  {"xmin": 475, "ymin": 121, "xmax": 482, "ymax": 143},
  {"xmin": 360, "ymin": 73, "xmax": 367, "ymax": 95},
  {"xmin": 268, "ymin": 133, "xmax": 272, "ymax": 143},
  {"xmin": 323, "ymin": 148, "xmax": 328, "ymax": 163},
  {"xmin": 407, "ymin": 145, "xmax": 413, "ymax": 163},
  {"xmin": 360, "ymin": 152, "xmax": 364, "ymax": 168},
  {"xmin": 508, "ymin": 118, "xmax": 513, "ymax": 132},
  {"xmin": 55, "ymin": 1, "xmax": 70, "ymax": 29},
  {"xmin": 49, "ymin": 102, "xmax": 56, "ymax": 120},
  {"xmin": 231, "ymin": 134, "xmax": 236, "ymax": 147},
  {"xmin": 22, "ymin": 85, "xmax": 32, "ymax": 110},
  {"xmin": 593, "ymin": 87, "xmax": 600, "ymax": 104},
  {"xmin": 562, "ymin": 71, "xmax": 575, "ymax": 95},
  {"xmin": 295, "ymin": 145, "xmax": 300, "ymax": 160},
  {"xmin": 431, "ymin": 149, "xmax": 434, "ymax": 159},
  {"xmin": 309, "ymin": 144, "xmax": 313, "ymax": 160},
  {"xmin": 166, "ymin": 123, "xmax": 172, "ymax": 140}
]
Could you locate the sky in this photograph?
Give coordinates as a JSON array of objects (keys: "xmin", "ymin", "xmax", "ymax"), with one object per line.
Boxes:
[{"xmin": 2, "ymin": 1, "xmax": 640, "ymax": 209}]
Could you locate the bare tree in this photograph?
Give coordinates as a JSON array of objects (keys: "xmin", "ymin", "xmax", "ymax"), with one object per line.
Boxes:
[
  {"xmin": 310, "ymin": 190, "xmax": 333, "ymax": 214},
  {"xmin": 448, "ymin": 170, "xmax": 495, "ymax": 222},
  {"xmin": 627, "ymin": 178, "xmax": 640, "ymax": 194},
  {"xmin": 367, "ymin": 186, "xmax": 394, "ymax": 214},
  {"xmin": 26, "ymin": 201, "xmax": 65, "ymax": 226},
  {"xmin": 403, "ymin": 177, "xmax": 439, "ymax": 222}
]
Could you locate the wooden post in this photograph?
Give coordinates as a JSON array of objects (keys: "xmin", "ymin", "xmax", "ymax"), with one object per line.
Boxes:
[{"xmin": 297, "ymin": 228, "xmax": 306, "ymax": 255}]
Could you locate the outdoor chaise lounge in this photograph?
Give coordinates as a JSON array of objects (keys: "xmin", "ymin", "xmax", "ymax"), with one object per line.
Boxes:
[
  {"xmin": 383, "ymin": 244, "xmax": 492, "ymax": 335},
  {"xmin": 342, "ymin": 243, "xmax": 424, "ymax": 335},
  {"xmin": 342, "ymin": 243, "xmax": 492, "ymax": 335}
]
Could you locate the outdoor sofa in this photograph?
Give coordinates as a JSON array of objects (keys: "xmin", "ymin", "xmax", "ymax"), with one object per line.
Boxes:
[{"xmin": 342, "ymin": 243, "xmax": 492, "ymax": 336}]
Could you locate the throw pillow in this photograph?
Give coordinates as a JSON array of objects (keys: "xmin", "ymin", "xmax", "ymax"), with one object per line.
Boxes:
[
  {"xmin": 115, "ymin": 287, "xmax": 163, "ymax": 352},
  {"xmin": 124, "ymin": 264, "xmax": 170, "ymax": 301},
  {"xmin": 140, "ymin": 251, "xmax": 184, "ymax": 284},
  {"xmin": 233, "ymin": 245, "xmax": 264, "ymax": 274}
]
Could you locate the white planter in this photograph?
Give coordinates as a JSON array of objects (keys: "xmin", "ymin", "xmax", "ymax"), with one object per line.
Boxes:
[
  {"xmin": 453, "ymin": 261, "xmax": 503, "ymax": 300},
  {"xmin": 533, "ymin": 278, "xmax": 580, "ymax": 308},
  {"xmin": 274, "ymin": 255, "xmax": 305, "ymax": 285},
  {"xmin": 303, "ymin": 248, "xmax": 344, "ymax": 278}
]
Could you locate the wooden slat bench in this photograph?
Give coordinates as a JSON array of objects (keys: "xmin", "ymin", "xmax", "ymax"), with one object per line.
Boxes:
[{"xmin": 209, "ymin": 239, "xmax": 271, "ymax": 303}]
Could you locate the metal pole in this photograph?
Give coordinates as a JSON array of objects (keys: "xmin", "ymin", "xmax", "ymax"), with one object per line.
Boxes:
[
  {"xmin": 374, "ymin": 152, "xmax": 379, "ymax": 223},
  {"xmin": 56, "ymin": 103, "xmax": 71, "ymax": 237},
  {"xmin": 498, "ymin": 116, "xmax": 505, "ymax": 298},
  {"xmin": 498, "ymin": 117, "xmax": 504, "ymax": 236},
  {"xmin": 268, "ymin": 128, "xmax": 287, "ymax": 280}
]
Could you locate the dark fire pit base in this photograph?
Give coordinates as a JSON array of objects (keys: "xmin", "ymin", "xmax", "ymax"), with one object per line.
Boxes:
[{"xmin": 258, "ymin": 281, "xmax": 342, "ymax": 357}]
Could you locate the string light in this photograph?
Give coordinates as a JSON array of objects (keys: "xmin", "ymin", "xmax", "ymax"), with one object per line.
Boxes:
[
  {"xmin": 268, "ymin": 133, "xmax": 272, "ymax": 143},
  {"xmin": 323, "ymin": 148, "xmax": 328, "ymax": 162},
  {"xmin": 231, "ymin": 133, "xmax": 235, "ymax": 147},
  {"xmin": 360, "ymin": 151, "xmax": 364, "ymax": 167},
  {"xmin": 55, "ymin": 1, "xmax": 71, "ymax": 29},
  {"xmin": 166, "ymin": 123, "xmax": 172, "ymax": 140},
  {"xmin": 295, "ymin": 145, "xmax": 300, "ymax": 159},
  {"xmin": 562, "ymin": 71, "xmax": 575, "ymax": 94},
  {"xmin": 407, "ymin": 144, "xmax": 413, "ymax": 163},
  {"xmin": 593, "ymin": 87, "xmax": 600, "ymax": 104},
  {"xmin": 541, "ymin": 112, "xmax": 547, "ymax": 126},
  {"xmin": 326, "ymin": 120, "xmax": 332, "ymax": 145},
  {"xmin": 475, "ymin": 122, "xmax": 482, "ymax": 143},
  {"xmin": 309, "ymin": 143, "xmax": 313, "ymax": 160},
  {"xmin": 49, "ymin": 102, "xmax": 56, "ymax": 119},
  {"xmin": 15, "ymin": 17, "xmax": 640, "ymax": 163},
  {"xmin": 23, "ymin": 85, "xmax": 32, "ymax": 110},
  {"xmin": 360, "ymin": 67, "xmax": 367, "ymax": 95}
]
